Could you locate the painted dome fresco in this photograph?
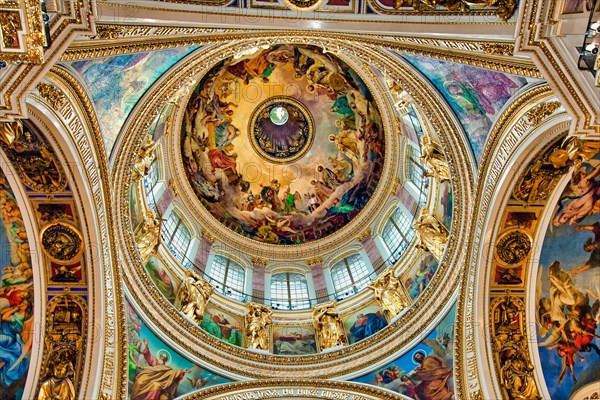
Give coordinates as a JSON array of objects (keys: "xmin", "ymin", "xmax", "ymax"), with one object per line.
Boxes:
[{"xmin": 180, "ymin": 44, "xmax": 385, "ymax": 245}]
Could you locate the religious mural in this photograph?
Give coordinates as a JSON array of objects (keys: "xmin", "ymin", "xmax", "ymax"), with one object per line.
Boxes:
[
  {"xmin": 401, "ymin": 53, "xmax": 534, "ymax": 161},
  {"xmin": 0, "ymin": 168, "xmax": 33, "ymax": 400},
  {"xmin": 404, "ymin": 253, "xmax": 438, "ymax": 300},
  {"xmin": 145, "ymin": 257, "xmax": 177, "ymax": 304},
  {"xmin": 181, "ymin": 44, "xmax": 385, "ymax": 245},
  {"xmin": 536, "ymin": 154, "xmax": 600, "ymax": 398},
  {"xmin": 436, "ymin": 181, "xmax": 453, "ymax": 229},
  {"xmin": 272, "ymin": 325, "xmax": 318, "ymax": 355},
  {"xmin": 352, "ymin": 304, "xmax": 456, "ymax": 399},
  {"xmin": 69, "ymin": 46, "xmax": 198, "ymax": 154},
  {"xmin": 126, "ymin": 298, "xmax": 232, "ymax": 399},
  {"xmin": 200, "ymin": 306, "xmax": 244, "ymax": 347},
  {"xmin": 343, "ymin": 304, "xmax": 388, "ymax": 344}
]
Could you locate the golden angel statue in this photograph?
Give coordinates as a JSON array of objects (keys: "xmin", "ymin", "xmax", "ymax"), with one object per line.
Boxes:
[
  {"xmin": 133, "ymin": 135, "xmax": 158, "ymax": 181},
  {"xmin": 312, "ymin": 302, "xmax": 348, "ymax": 350},
  {"xmin": 135, "ymin": 210, "xmax": 161, "ymax": 262},
  {"xmin": 244, "ymin": 303, "xmax": 273, "ymax": 350},
  {"xmin": 419, "ymin": 135, "xmax": 451, "ymax": 183},
  {"xmin": 368, "ymin": 269, "xmax": 408, "ymax": 321},
  {"xmin": 174, "ymin": 270, "xmax": 214, "ymax": 325},
  {"xmin": 413, "ymin": 208, "xmax": 449, "ymax": 262}
]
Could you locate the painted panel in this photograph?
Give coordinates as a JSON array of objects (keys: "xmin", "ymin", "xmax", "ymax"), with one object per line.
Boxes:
[
  {"xmin": 343, "ymin": 304, "xmax": 388, "ymax": 345},
  {"xmin": 145, "ymin": 257, "xmax": 178, "ymax": 304},
  {"xmin": 436, "ymin": 180, "xmax": 453, "ymax": 229},
  {"xmin": 352, "ymin": 303, "xmax": 456, "ymax": 399},
  {"xmin": 200, "ymin": 306, "xmax": 243, "ymax": 347},
  {"xmin": 69, "ymin": 46, "xmax": 198, "ymax": 154},
  {"xmin": 536, "ymin": 156, "xmax": 600, "ymax": 398},
  {"xmin": 0, "ymin": 167, "xmax": 33, "ymax": 400},
  {"xmin": 272, "ymin": 325, "xmax": 318, "ymax": 355},
  {"xmin": 401, "ymin": 53, "xmax": 534, "ymax": 162},
  {"xmin": 403, "ymin": 254, "xmax": 438, "ymax": 300},
  {"xmin": 125, "ymin": 298, "xmax": 232, "ymax": 399}
]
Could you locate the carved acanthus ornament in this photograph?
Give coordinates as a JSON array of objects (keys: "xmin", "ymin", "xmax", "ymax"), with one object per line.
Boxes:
[
  {"xmin": 413, "ymin": 208, "xmax": 449, "ymax": 261},
  {"xmin": 36, "ymin": 83, "xmax": 67, "ymax": 110},
  {"xmin": 525, "ymin": 101, "xmax": 561, "ymax": 126},
  {"xmin": 356, "ymin": 228, "xmax": 371, "ymax": 242},
  {"xmin": 134, "ymin": 210, "xmax": 161, "ymax": 262},
  {"xmin": 312, "ymin": 302, "xmax": 348, "ymax": 350},
  {"xmin": 513, "ymin": 136, "xmax": 600, "ymax": 204},
  {"xmin": 251, "ymin": 257, "xmax": 269, "ymax": 266},
  {"xmin": 368, "ymin": 269, "xmax": 408, "ymax": 321},
  {"xmin": 245, "ymin": 303, "xmax": 273, "ymax": 351},
  {"xmin": 174, "ymin": 270, "xmax": 214, "ymax": 325},
  {"xmin": 420, "ymin": 134, "xmax": 451, "ymax": 183},
  {"xmin": 491, "ymin": 295, "xmax": 539, "ymax": 400},
  {"xmin": 306, "ymin": 256, "xmax": 323, "ymax": 266},
  {"xmin": 132, "ymin": 135, "xmax": 158, "ymax": 181},
  {"xmin": 481, "ymin": 43, "xmax": 514, "ymax": 56},
  {"xmin": 394, "ymin": 0, "xmax": 517, "ymax": 21}
]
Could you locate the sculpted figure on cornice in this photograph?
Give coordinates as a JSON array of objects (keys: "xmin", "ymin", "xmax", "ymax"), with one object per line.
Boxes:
[
  {"xmin": 513, "ymin": 136, "xmax": 600, "ymax": 205},
  {"xmin": 419, "ymin": 134, "xmax": 451, "ymax": 183},
  {"xmin": 312, "ymin": 302, "xmax": 348, "ymax": 350},
  {"xmin": 244, "ymin": 303, "xmax": 272, "ymax": 351},
  {"xmin": 174, "ymin": 270, "xmax": 214, "ymax": 325},
  {"xmin": 133, "ymin": 135, "xmax": 158, "ymax": 182},
  {"xmin": 368, "ymin": 269, "xmax": 408, "ymax": 321},
  {"xmin": 135, "ymin": 210, "xmax": 161, "ymax": 262},
  {"xmin": 413, "ymin": 209, "xmax": 448, "ymax": 262},
  {"xmin": 396, "ymin": 0, "xmax": 517, "ymax": 20}
]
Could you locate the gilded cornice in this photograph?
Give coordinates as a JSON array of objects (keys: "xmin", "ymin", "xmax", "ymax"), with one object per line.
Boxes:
[
  {"xmin": 112, "ymin": 36, "xmax": 473, "ymax": 378},
  {"xmin": 60, "ymin": 28, "xmax": 539, "ymax": 78}
]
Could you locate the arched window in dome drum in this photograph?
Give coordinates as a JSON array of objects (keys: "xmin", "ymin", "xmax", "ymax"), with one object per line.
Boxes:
[
  {"xmin": 382, "ymin": 207, "xmax": 416, "ymax": 260},
  {"xmin": 209, "ymin": 255, "xmax": 245, "ymax": 301},
  {"xmin": 162, "ymin": 211, "xmax": 192, "ymax": 266},
  {"xmin": 143, "ymin": 152, "xmax": 159, "ymax": 209},
  {"xmin": 407, "ymin": 145, "xmax": 425, "ymax": 194},
  {"xmin": 270, "ymin": 272, "xmax": 310, "ymax": 310},
  {"xmin": 330, "ymin": 254, "xmax": 371, "ymax": 300}
]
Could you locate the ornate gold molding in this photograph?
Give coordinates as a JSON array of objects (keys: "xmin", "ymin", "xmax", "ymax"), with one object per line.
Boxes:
[
  {"xmin": 36, "ymin": 82, "xmax": 67, "ymax": 110},
  {"xmin": 356, "ymin": 228, "xmax": 371, "ymax": 242},
  {"xmin": 525, "ymin": 101, "xmax": 561, "ymax": 126},
  {"xmin": 307, "ymin": 256, "xmax": 324, "ymax": 266},
  {"xmin": 0, "ymin": 3, "xmax": 44, "ymax": 64}
]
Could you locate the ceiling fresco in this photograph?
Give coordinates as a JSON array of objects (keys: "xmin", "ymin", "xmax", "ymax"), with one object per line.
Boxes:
[
  {"xmin": 181, "ymin": 44, "xmax": 385, "ymax": 245},
  {"xmin": 401, "ymin": 53, "xmax": 540, "ymax": 162},
  {"xmin": 68, "ymin": 46, "xmax": 198, "ymax": 155}
]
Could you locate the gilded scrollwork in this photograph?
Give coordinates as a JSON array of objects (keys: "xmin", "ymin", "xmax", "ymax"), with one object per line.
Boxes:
[
  {"xmin": 525, "ymin": 101, "xmax": 561, "ymax": 126},
  {"xmin": 413, "ymin": 208, "xmax": 449, "ymax": 262},
  {"xmin": 245, "ymin": 303, "xmax": 273, "ymax": 351},
  {"xmin": 36, "ymin": 83, "xmax": 67, "ymax": 110},
  {"xmin": 174, "ymin": 270, "xmax": 214, "ymax": 325},
  {"xmin": 312, "ymin": 302, "xmax": 348, "ymax": 350},
  {"xmin": 368, "ymin": 268, "xmax": 408, "ymax": 321},
  {"xmin": 393, "ymin": 0, "xmax": 517, "ymax": 20}
]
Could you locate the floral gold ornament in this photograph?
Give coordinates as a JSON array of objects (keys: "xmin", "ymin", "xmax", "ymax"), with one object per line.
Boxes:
[
  {"xmin": 174, "ymin": 270, "xmax": 214, "ymax": 325},
  {"xmin": 525, "ymin": 101, "xmax": 561, "ymax": 126},
  {"xmin": 312, "ymin": 302, "xmax": 348, "ymax": 350},
  {"xmin": 36, "ymin": 83, "xmax": 67, "ymax": 110},
  {"xmin": 245, "ymin": 303, "xmax": 273, "ymax": 350},
  {"xmin": 481, "ymin": 43, "xmax": 515, "ymax": 56},
  {"xmin": 494, "ymin": 230, "xmax": 532, "ymax": 266},
  {"xmin": 40, "ymin": 222, "xmax": 83, "ymax": 263},
  {"xmin": 0, "ymin": 5, "xmax": 44, "ymax": 63},
  {"xmin": 394, "ymin": 0, "xmax": 517, "ymax": 20}
]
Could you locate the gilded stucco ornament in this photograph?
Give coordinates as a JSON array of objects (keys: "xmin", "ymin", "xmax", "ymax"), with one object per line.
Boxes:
[
  {"xmin": 420, "ymin": 134, "xmax": 451, "ymax": 183},
  {"xmin": 245, "ymin": 303, "xmax": 273, "ymax": 351},
  {"xmin": 133, "ymin": 135, "xmax": 158, "ymax": 181},
  {"xmin": 396, "ymin": 0, "xmax": 517, "ymax": 20},
  {"xmin": 525, "ymin": 101, "xmax": 561, "ymax": 126},
  {"xmin": 368, "ymin": 268, "xmax": 408, "ymax": 321},
  {"xmin": 312, "ymin": 302, "xmax": 348, "ymax": 350},
  {"xmin": 37, "ymin": 354, "xmax": 76, "ymax": 400},
  {"xmin": 413, "ymin": 208, "xmax": 449, "ymax": 262},
  {"xmin": 40, "ymin": 222, "xmax": 84, "ymax": 263},
  {"xmin": 36, "ymin": 83, "xmax": 67, "ymax": 111},
  {"xmin": 491, "ymin": 296, "xmax": 539, "ymax": 400},
  {"xmin": 494, "ymin": 230, "xmax": 532, "ymax": 266},
  {"xmin": 513, "ymin": 137, "xmax": 600, "ymax": 204},
  {"xmin": 174, "ymin": 270, "xmax": 214, "ymax": 325},
  {"xmin": 134, "ymin": 210, "xmax": 161, "ymax": 262},
  {"xmin": 283, "ymin": 0, "xmax": 325, "ymax": 11}
]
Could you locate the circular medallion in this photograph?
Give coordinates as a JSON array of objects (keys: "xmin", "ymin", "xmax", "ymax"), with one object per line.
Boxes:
[
  {"xmin": 249, "ymin": 97, "xmax": 314, "ymax": 165},
  {"xmin": 495, "ymin": 229, "xmax": 532, "ymax": 266},
  {"xmin": 40, "ymin": 222, "xmax": 84, "ymax": 263},
  {"xmin": 283, "ymin": 0, "xmax": 325, "ymax": 11}
]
